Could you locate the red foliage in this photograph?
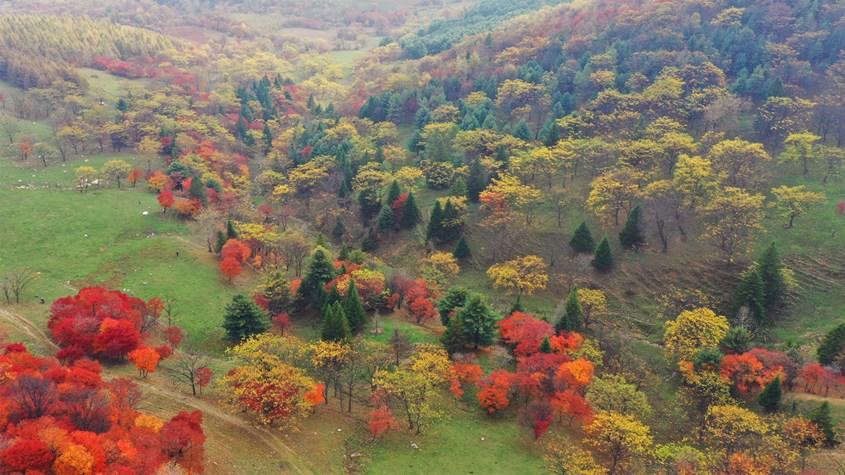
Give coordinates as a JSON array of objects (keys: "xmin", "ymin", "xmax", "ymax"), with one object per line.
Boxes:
[
  {"xmin": 272, "ymin": 313, "xmax": 292, "ymax": 335},
  {"xmin": 0, "ymin": 347, "xmax": 205, "ymax": 473},
  {"xmin": 837, "ymin": 200, "xmax": 845, "ymax": 215},
  {"xmin": 720, "ymin": 351, "xmax": 783, "ymax": 394},
  {"xmin": 164, "ymin": 326, "xmax": 183, "ymax": 349},
  {"xmin": 48, "ymin": 288, "xmax": 150, "ymax": 360},
  {"xmin": 402, "ymin": 279, "xmax": 437, "ymax": 324},
  {"xmin": 128, "ymin": 168, "xmax": 144, "ymax": 187},
  {"xmin": 221, "ymin": 239, "xmax": 252, "ymax": 263},
  {"xmin": 196, "ymin": 367, "xmax": 213, "ymax": 392},
  {"xmin": 450, "ymin": 362, "xmax": 484, "ymax": 399},
  {"xmin": 798, "ymin": 363, "xmax": 845, "ymax": 397},
  {"xmin": 551, "ymin": 389, "xmax": 594, "ymax": 424},
  {"xmin": 1, "ymin": 439, "xmax": 54, "ymax": 471},
  {"xmin": 498, "ymin": 311, "xmax": 553, "ymax": 356},
  {"xmin": 219, "ymin": 257, "xmax": 243, "ymax": 282},
  {"xmin": 477, "ymin": 370, "xmax": 513, "ymax": 414},
  {"xmin": 158, "ymin": 190, "xmax": 175, "ymax": 210},
  {"xmin": 390, "ymin": 192, "xmax": 408, "ymax": 225},
  {"xmin": 368, "ymin": 405, "xmax": 396, "ymax": 439}
]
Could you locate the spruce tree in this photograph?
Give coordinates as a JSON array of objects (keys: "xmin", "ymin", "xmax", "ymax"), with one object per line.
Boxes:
[
  {"xmin": 437, "ymin": 287, "xmax": 467, "ymax": 326},
  {"xmin": 758, "ymin": 242, "xmax": 785, "ymax": 309},
  {"xmin": 338, "ymin": 244, "xmax": 350, "ymax": 261},
  {"xmin": 377, "ymin": 204, "xmax": 395, "ymax": 230},
  {"xmin": 402, "ymin": 192, "xmax": 422, "ymax": 228},
  {"xmin": 332, "ymin": 218, "xmax": 345, "ymax": 242},
  {"xmin": 426, "ymin": 200, "xmax": 444, "ymax": 241},
  {"xmin": 817, "ymin": 324, "xmax": 845, "ymax": 365},
  {"xmin": 214, "ymin": 230, "xmax": 227, "ymax": 254},
  {"xmin": 810, "ymin": 401, "xmax": 837, "ymax": 446},
  {"xmin": 321, "ymin": 301, "xmax": 351, "ymax": 342},
  {"xmin": 720, "ymin": 326, "xmax": 752, "ymax": 354},
  {"xmin": 467, "ymin": 160, "xmax": 486, "ymax": 203},
  {"xmin": 513, "ymin": 120, "xmax": 532, "ymax": 140},
  {"xmin": 344, "ymin": 280, "xmax": 367, "ymax": 334},
  {"xmin": 592, "ymin": 237, "xmax": 613, "ymax": 272},
  {"xmin": 540, "ymin": 117, "xmax": 559, "ymax": 146},
  {"xmin": 386, "ymin": 180, "xmax": 401, "ymax": 206},
  {"xmin": 539, "ymin": 336, "xmax": 552, "ymax": 353},
  {"xmin": 449, "ymin": 177, "xmax": 468, "ymax": 197},
  {"xmin": 223, "ymin": 294, "xmax": 269, "ymax": 344},
  {"xmin": 734, "ymin": 267, "xmax": 767, "ymax": 325},
  {"xmin": 362, "ymin": 227, "xmax": 379, "ymax": 252},
  {"xmin": 299, "ymin": 249, "xmax": 336, "ymax": 306},
  {"xmin": 259, "ymin": 268, "xmax": 290, "ymax": 315},
  {"xmin": 322, "ymin": 286, "xmax": 342, "ymax": 314},
  {"xmin": 440, "ymin": 200, "xmax": 461, "ymax": 242},
  {"xmin": 441, "ymin": 315, "xmax": 467, "ymax": 354},
  {"xmin": 619, "ymin": 205, "xmax": 645, "ymax": 249},
  {"xmin": 188, "ymin": 175, "xmax": 207, "ymax": 205},
  {"xmin": 453, "ymin": 236, "xmax": 471, "ymax": 260},
  {"xmin": 455, "ymin": 294, "xmax": 497, "ymax": 349},
  {"xmin": 226, "ymin": 220, "xmax": 238, "ymax": 239},
  {"xmin": 556, "ymin": 287, "xmax": 583, "ymax": 332},
  {"xmin": 570, "ymin": 222, "xmax": 595, "ymax": 254},
  {"xmin": 758, "ymin": 376, "xmax": 782, "ymax": 413},
  {"xmin": 338, "ymin": 180, "xmax": 351, "ymax": 198}
]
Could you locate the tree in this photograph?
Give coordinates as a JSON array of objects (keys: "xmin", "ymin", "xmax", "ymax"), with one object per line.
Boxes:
[
  {"xmin": 33, "ymin": 142, "xmax": 58, "ymax": 167},
  {"xmin": 453, "ymin": 236, "xmax": 471, "ymax": 260},
  {"xmin": 585, "ymin": 411, "xmax": 654, "ymax": 475},
  {"xmin": 129, "ymin": 347, "xmax": 160, "ymax": 378},
  {"xmin": 770, "ymin": 185, "xmax": 825, "ymax": 229},
  {"xmin": 158, "ymin": 190, "xmax": 175, "ymax": 212},
  {"xmin": 101, "ymin": 159, "xmax": 131, "ymax": 188},
  {"xmin": 454, "ymin": 294, "xmax": 497, "ymax": 349},
  {"xmin": 664, "ymin": 308, "xmax": 730, "ymax": 362},
  {"xmin": 321, "ymin": 301, "xmax": 351, "ymax": 342},
  {"xmin": 577, "ymin": 288, "xmax": 608, "ymax": 328},
  {"xmin": 618, "ymin": 205, "xmax": 645, "ymax": 249},
  {"xmin": 299, "ymin": 249, "xmax": 335, "ymax": 307},
  {"xmin": 376, "ymin": 204, "xmax": 395, "ymax": 230},
  {"xmin": 570, "ymin": 221, "xmax": 595, "ymax": 254},
  {"xmin": 703, "ymin": 187, "xmax": 765, "ymax": 263},
  {"xmin": 486, "ymin": 255, "xmax": 548, "ymax": 299},
  {"xmin": 219, "ymin": 257, "xmax": 243, "ymax": 283},
  {"xmin": 557, "ymin": 287, "xmax": 583, "ymax": 332},
  {"xmin": 173, "ymin": 351, "xmax": 210, "ymax": 396},
  {"xmin": 1, "ymin": 268, "xmax": 37, "ymax": 304},
  {"xmin": 437, "ymin": 287, "xmax": 467, "ymax": 326},
  {"xmin": 343, "ymin": 279, "xmax": 367, "ymax": 334},
  {"xmin": 757, "ymin": 242, "xmax": 786, "ymax": 310},
  {"xmin": 587, "ymin": 375, "xmax": 652, "ymax": 419},
  {"xmin": 426, "ymin": 200, "xmax": 443, "ymax": 241},
  {"xmin": 781, "ymin": 132, "xmax": 821, "ymax": 175},
  {"xmin": 758, "ymin": 376, "xmax": 782, "ymax": 413},
  {"xmin": 720, "ymin": 326, "xmax": 752, "ymax": 354},
  {"xmin": 707, "ymin": 139, "xmax": 771, "ymax": 188},
  {"xmin": 402, "ymin": 192, "xmax": 422, "ymax": 228},
  {"xmin": 733, "ymin": 267, "xmax": 767, "ymax": 325},
  {"xmin": 222, "ymin": 294, "xmax": 269, "ymax": 344},
  {"xmin": 592, "ymin": 237, "xmax": 613, "ymax": 272},
  {"xmin": 817, "ymin": 324, "xmax": 845, "ymax": 365},
  {"xmin": 810, "ymin": 401, "xmax": 837, "ymax": 446}
]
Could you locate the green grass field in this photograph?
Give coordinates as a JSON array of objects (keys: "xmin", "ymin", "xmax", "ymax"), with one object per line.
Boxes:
[{"xmin": 0, "ymin": 154, "xmax": 247, "ymax": 352}]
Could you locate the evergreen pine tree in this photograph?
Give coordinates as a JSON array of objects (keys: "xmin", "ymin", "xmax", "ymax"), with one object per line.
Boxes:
[
  {"xmin": 402, "ymin": 192, "xmax": 422, "ymax": 228},
  {"xmin": 441, "ymin": 314, "xmax": 467, "ymax": 354},
  {"xmin": 570, "ymin": 222, "xmax": 595, "ymax": 254},
  {"xmin": 758, "ymin": 376, "xmax": 782, "ymax": 413},
  {"xmin": 758, "ymin": 242, "xmax": 786, "ymax": 309},
  {"xmin": 262, "ymin": 123, "xmax": 273, "ymax": 152},
  {"xmin": 222, "ymin": 294, "xmax": 269, "ymax": 343},
  {"xmin": 386, "ymin": 180, "xmax": 401, "ymax": 205},
  {"xmin": 453, "ymin": 236, "xmax": 471, "ymax": 260},
  {"xmin": 509, "ymin": 297, "xmax": 525, "ymax": 314},
  {"xmin": 619, "ymin": 205, "xmax": 645, "ymax": 249},
  {"xmin": 513, "ymin": 120, "xmax": 532, "ymax": 140},
  {"xmin": 361, "ymin": 227, "xmax": 379, "ymax": 252},
  {"xmin": 188, "ymin": 175, "xmax": 207, "ymax": 205},
  {"xmin": 338, "ymin": 244, "xmax": 351, "ymax": 261},
  {"xmin": 460, "ymin": 112, "xmax": 480, "ymax": 131},
  {"xmin": 539, "ymin": 336, "xmax": 552, "ymax": 353},
  {"xmin": 817, "ymin": 324, "xmax": 845, "ymax": 365},
  {"xmin": 259, "ymin": 268, "xmax": 290, "ymax": 315},
  {"xmin": 344, "ymin": 280, "xmax": 367, "ymax": 334},
  {"xmin": 481, "ymin": 114, "xmax": 497, "ymax": 130},
  {"xmin": 437, "ymin": 287, "xmax": 467, "ymax": 326},
  {"xmin": 377, "ymin": 204, "xmax": 395, "ymax": 230},
  {"xmin": 720, "ymin": 326, "xmax": 752, "ymax": 354},
  {"xmin": 734, "ymin": 267, "xmax": 767, "ymax": 325},
  {"xmin": 455, "ymin": 294, "xmax": 497, "ymax": 349},
  {"xmin": 592, "ymin": 237, "xmax": 613, "ymax": 272},
  {"xmin": 540, "ymin": 117, "xmax": 559, "ymax": 146},
  {"xmin": 214, "ymin": 230, "xmax": 227, "ymax": 254},
  {"xmin": 556, "ymin": 287, "xmax": 583, "ymax": 332},
  {"xmin": 226, "ymin": 220, "xmax": 238, "ymax": 239},
  {"xmin": 322, "ymin": 286, "xmax": 342, "ymax": 314},
  {"xmin": 332, "ymin": 218, "xmax": 345, "ymax": 242},
  {"xmin": 338, "ymin": 180, "xmax": 351, "ymax": 198},
  {"xmin": 449, "ymin": 177, "xmax": 468, "ymax": 197},
  {"xmin": 467, "ymin": 160, "xmax": 486, "ymax": 203},
  {"xmin": 440, "ymin": 200, "xmax": 461, "ymax": 242},
  {"xmin": 315, "ymin": 233, "xmax": 327, "ymax": 248},
  {"xmin": 321, "ymin": 301, "xmax": 351, "ymax": 342},
  {"xmin": 810, "ymin": 401, "xmax": 837, "ymax": 446},
  {"xmin": 426, "ymin": 201, "xmax": 444, "ymax": 241},
  {"xmin": 299, "ymin": 249, "xmax": 336, "ymax": 306}
]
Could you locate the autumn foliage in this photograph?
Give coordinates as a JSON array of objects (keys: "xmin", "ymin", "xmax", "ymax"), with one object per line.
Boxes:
[{"xmin": 0, "ymin": 344, "xmax": 205, "ymax": 473}]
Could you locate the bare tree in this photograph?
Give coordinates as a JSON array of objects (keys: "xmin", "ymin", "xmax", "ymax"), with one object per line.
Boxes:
[
  {"xmin": 171, "ymin": 351, "xmax": 208, "ymax": 396},
  {"xmin": 2, "ymin": 268, "xmax": 37, "ymax": 304}
]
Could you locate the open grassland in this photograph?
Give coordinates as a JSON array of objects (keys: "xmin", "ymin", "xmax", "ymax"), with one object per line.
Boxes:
[{"xmin": 0, "ymin": 154, "xmax": 249, "ymax": 353}]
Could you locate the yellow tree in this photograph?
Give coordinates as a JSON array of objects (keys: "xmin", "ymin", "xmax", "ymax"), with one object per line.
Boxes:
[
  {"xmin": 137, "ymin": 135, "xmax": 161, "ymax": 171},
  {"xmin": 663, "ymin": 308, "xmax": 729, "ymax": 363},
  {"xmin": 486, "ymin": 255, "xmax": 548, "ymax": 299},
  {"xmin": 101, "ymin": 159, "xmax": 132, "ymax": 189},
  {"xmin": 702, "ymin": 187, "xmax": 765, "ymax": 263},
  {"xmin": 707, "ymin": 139, "xmax": 771, "ymax": 189},
  {"xmin": 479, "ymin": 173, "xmax": 542, "ymax": 224},
  {"xmin": 544, "ymin": 438, "xmax": 606, "ymax": 475},
  {"xmin": 587, "ymin": 168, "xmax": 644, "ymax": 225},
  {"xmin": 510, "ymin": 147, "xmax": 560, "ymax": 189},
  {"xmin": 770, "ymin": 185, "xmax": 825, "ymax": 229},
  {"xmin": 672, "ymin": 154, "xmax": 717, "ymax": 211},
  {"xmin": 703, "ymin": 405, "xmax": 796, "ymax": 473},
  {"xmin": 75, "ymin": 166, "xmax": 98, "ymax": 193},
  {"xmin": 585, "ymin": 411, "xmax": 654, "ymax": 475},
  {"xmin": 578, "ymin": 288, "xmax": 608, "ymax": 328},
  {"xmin": 781, "ymin": 132, "xmax": 822, "ymax": 175}
]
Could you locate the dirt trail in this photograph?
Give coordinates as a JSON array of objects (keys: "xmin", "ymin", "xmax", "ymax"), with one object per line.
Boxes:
[{"xmin": 0, "ymin": 306, "xmax": 315, "ymax": 474}]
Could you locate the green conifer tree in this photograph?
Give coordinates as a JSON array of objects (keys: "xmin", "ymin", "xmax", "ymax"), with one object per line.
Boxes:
[
  {"xmin": 592, "ymin": 237, "xmax": 613, "ymax": 272},
  {"xmin": 758, "ymin": 242, "xmax": 786, "ymax": 309},
  {"xmin": 440, "ymin": 199, "xmax": 461, "ymax": 242},
  {"xmin": 386, "ymin": 180, "xmax": 401, "ymax": 205},
  {"xmin": 344, "ymin": 279, "xmax": 367, "ymax": 334},
  {"xmin": 758, "ymin": 376, "xmax": 782, "ymax": 413},
  {"xmin": 619, "ymin": 205, "xmax": 645, "ymax": 249},
  {"xmin": 188, "ymin": 175, "xmax": 207, "ymax": 205},
  {"xmin": 810, "ymin": 401, "xmax": 837, "ymax": 446},
  {"xmin": 539, "ymin": 336, "xmax": 552, "ymax": 353},
  {"xmin": 321, "ymin": 301, "xmax": 351, "ymax": 342},
  {"xmin": 299, "ymin": 249, "xmax": 336, "ymax": 306},
  {"xmin": 441, "ymin": 314, "xmax": 467, "ymax": 354},
  {"xmin": 455, "ymin": 294, "xmax": 497, "ymax": 349},
  {"xmin": 377, "ymin": 204, "xmax": 395, "ymax": 230},
  {"xmin": 226, "ymin": 220, "xmax": 238, "ymax": 239},
  {"xmin": 361, "ymin": 227, "xmax": 379, "ymax": 252},
  {"xmin": 453, "ymin": 236, "xmax": 471, "ymax": 260},
  {"xmin": 570, "ymin": 221, "xmax": 595, "ymax": 254},
  {"xmin": 734, "ymin": 267, "xmax": 767, "ymax": 325},
  {"xmin": 402, "ymin": 192, "xmax": 422, "ymax": 228},
  {"xmin": 449, "ymin": 177, "xmax": 468, "ymax": 197},
  {"xmin": 223, "ymin": 294, "xmax": 269, "ymax": 343},
  {"xmin": 817, "ymin": 324, "xmax": 845, "ymax": 365},
  {"xmin": 467, "ymin": 160, "xmax": 486, "ymax": 203},
  {"xmin": 426, "ymin": 200, "xmax": 444, "ymax": 241},
  {"xmin": 332, "ymin": 218, "xmax": 346, "ymax": 242},
  {"xmin": 556, "ymin": 287, "xmax": 583, "ymax": 332},
  {"xmin": 437, "ymin": 287, "xmax": 467, "ymax": 326}
]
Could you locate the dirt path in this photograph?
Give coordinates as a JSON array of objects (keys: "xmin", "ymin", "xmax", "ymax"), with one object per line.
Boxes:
[{"xmin": 0, "ymin": 306, "xmax": 315, "ymax": 474}]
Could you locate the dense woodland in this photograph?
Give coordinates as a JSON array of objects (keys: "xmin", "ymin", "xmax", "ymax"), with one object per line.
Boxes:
[{"xmin": 1, "ymin": 0, "xmax": 845, "ymax": 473}]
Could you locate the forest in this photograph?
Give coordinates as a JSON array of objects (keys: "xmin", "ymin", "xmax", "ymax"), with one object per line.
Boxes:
[{"xmin": 0, "ymin": 0, "xmax": 844, "ymax": 473}]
